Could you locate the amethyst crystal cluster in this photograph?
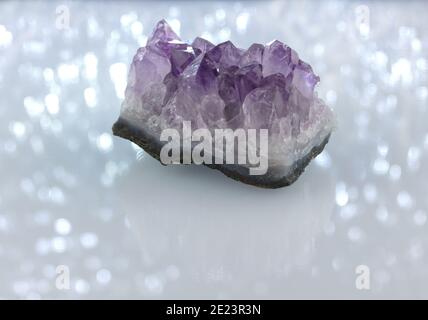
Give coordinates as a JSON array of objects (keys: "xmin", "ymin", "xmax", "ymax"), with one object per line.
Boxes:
[{"xmin": 113, "ymin": 20, "xmax": 335, "ymax": 188}]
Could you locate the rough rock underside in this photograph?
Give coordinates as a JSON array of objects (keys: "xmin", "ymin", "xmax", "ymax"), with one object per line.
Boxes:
[{"xmin": 112, "ymin": 19, "xmax": 335, "ymax": 188}]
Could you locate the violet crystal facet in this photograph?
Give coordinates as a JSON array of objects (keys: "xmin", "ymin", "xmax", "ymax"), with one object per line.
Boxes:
[{"xmin": 112, "ymin": 20, "xmax": 335, "ymax": 188}]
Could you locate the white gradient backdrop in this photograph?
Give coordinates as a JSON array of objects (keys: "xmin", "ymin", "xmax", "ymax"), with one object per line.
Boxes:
[{"xmin": 0, "ymin": 0, "xmax": 427, "ymax": 299}]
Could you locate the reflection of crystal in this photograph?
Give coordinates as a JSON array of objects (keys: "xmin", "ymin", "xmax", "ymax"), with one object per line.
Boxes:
[
  {"xmin": 113, "ymin": 20, "xmax": 335, "ymax": 188},
  {"xmin": 118, "ymin": 157, "xmax": 335, "ymax": 297}
]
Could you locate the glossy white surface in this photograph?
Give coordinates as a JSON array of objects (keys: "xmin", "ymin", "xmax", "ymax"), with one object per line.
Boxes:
[{"xmin": 0, "ymin": 0, "xmax": 427, "ymax": 299}]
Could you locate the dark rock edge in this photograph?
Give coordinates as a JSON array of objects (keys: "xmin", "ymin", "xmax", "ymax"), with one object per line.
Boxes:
[{"xmin": 112, "ymin": 117, "xmax": 331, "ymax": 189}]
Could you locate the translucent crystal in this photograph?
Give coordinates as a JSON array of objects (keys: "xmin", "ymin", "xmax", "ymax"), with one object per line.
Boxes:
[{"xmin": 114, "ymin": 19, "xmax": 336, "ymax": 187}]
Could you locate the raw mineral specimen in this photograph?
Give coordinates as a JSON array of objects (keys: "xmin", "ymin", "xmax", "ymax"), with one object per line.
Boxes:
[{"xmin": 112, "ymin": 19, "xmax": 335, "ymax": 188}]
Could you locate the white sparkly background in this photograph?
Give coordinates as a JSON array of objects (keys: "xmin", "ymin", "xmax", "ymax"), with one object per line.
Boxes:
[{"xmin": 0, "ymin": 0, "xmax": 427, "ymax": 299}]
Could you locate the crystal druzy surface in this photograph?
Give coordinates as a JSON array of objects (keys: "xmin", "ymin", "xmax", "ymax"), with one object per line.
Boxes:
[{"xmin": 113, "ymin": 19, "xmax": 335, "ymax": 188}]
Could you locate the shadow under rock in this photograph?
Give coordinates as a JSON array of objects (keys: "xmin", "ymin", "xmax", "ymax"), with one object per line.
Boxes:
[{"xmin": 114, "ymin": 155, "xmax": 335, "ymax": 297}]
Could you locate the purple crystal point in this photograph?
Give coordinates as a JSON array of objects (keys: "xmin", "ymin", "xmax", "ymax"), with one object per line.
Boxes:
[
  {"xmin": 293, "ymin": 61, "xmax": 320, "ymax": 98},
  {"xmin": 192, "ymin": 37, "xmax": 215, "ymax": 55},
  {"xmin": 131, "ymin": 47, "xmax": 171, "ymax": 96},
  {"xmin": 235, "ymin": 63, "xmax": 263, "ymax": 102},
  {"xmin": 206, "ymin": 40, "xmax": 244, "ymax": 70},
  {"xmin": 239, "ymin": 43, "xmax": 264, "ymax": 67},
  {"xmin": 113, "ymin": 20, "xmax": 335, "ymax": 188},
  {"xmin": 262, "ymin": 40, "xmax": 299, "ymax": 78},
  {"xmin": 147, "ymin": 19, "xmax": 181, "ymax": 47},
  {"xmin": 170, "ymin": 49, "xmax": 195, "ymax": 76}
]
